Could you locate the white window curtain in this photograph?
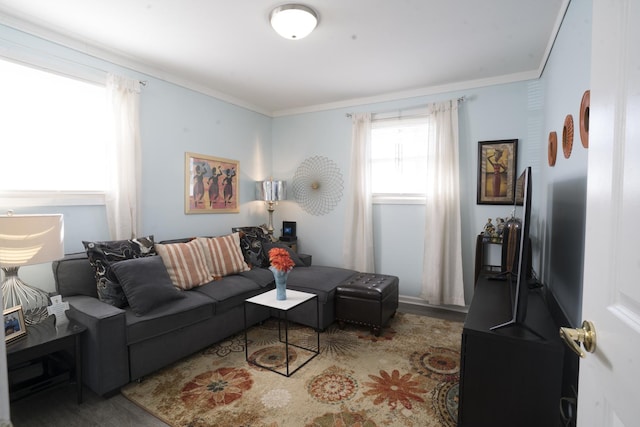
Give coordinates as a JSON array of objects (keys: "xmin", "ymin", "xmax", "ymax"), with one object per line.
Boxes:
[
  {"xmin": 105, "ymin": 74, "xmax": 142, "ymax": 240},
  {"xmin": 421, "ymin": 100, "xmax": 465, "ymax": 306},
  {"xmin": 343, "ymin": 112, "xmax": 375, "ymax": 272}
]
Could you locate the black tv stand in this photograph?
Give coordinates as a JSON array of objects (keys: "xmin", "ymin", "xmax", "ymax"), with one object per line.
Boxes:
[
  {"xmin": 489, "ymin": 318, "xmax": 545, "ymax": 340},
  {"xmin": 457, "ymin": 275, "xmax": 564, "ymax": 426}
]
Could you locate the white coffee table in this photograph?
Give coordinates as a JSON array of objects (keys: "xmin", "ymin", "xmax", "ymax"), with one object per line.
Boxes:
[{"xmin": 244, "ymin": 288, "xmax": 320, "ymax": 377}]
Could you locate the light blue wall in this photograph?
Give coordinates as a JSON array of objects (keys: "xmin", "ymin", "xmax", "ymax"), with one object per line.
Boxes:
[
  {"xmin": 538, "ymin": 0, "xmax": 592, "ymax": 326},
  {"xmin": 0, "ymin": 25, "xmax": 272, "ymax": 293},
  {"xmin": 273, "ymin": 81, "xmax": 542, "ymax": 305}
]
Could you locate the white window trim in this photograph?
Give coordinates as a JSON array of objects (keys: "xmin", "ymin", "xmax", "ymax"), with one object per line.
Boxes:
[
  {"xmin": 372, "ymin": 194, "xmax": 425, "ymax": 205},
  {"xmin": 0, "ymin": 191, "xmax": 106, "ymax": 208}
]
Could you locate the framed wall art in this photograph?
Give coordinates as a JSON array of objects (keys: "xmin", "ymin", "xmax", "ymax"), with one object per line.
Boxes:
[
  {"xmin": 477, "ymin": 139, "xmax": 518, "ymax": 205},
  {"xmin": 185, "ymin": 152, "xmax": 240, "ymax": 214},
  {"xmin": 4, "ymin": 305, "xmax": 27, "ymax": 344}
]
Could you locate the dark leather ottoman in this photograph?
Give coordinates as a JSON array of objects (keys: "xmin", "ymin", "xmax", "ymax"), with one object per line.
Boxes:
[{"xmin": 335, "ymin": 273, "xmax": 399, "ymax": 336}]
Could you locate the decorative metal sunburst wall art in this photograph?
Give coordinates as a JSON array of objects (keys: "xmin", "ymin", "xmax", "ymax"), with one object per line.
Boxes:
[{"xmin": 292, "ymin": 156, "xmax": 344, "ymax": 216}]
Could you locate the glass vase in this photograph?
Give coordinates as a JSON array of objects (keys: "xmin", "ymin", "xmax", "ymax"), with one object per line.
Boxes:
[{"xmin": 269, "ymin": 266, "xmax": 289, "ymax": 300}]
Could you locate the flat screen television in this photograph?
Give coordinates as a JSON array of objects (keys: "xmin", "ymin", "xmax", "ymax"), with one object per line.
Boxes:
[{"xmin": 490, "ymin": 166, "xmax": 534, "ymax": 333}]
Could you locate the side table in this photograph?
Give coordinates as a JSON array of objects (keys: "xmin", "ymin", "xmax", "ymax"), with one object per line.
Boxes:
[
  {"xmin": 244, "ymin": 289, "xmax": 319, "ymax": 377},
  {"xmin": 278, "ymin": 238, "xmax": 298, "ymax": 253},
  {"xmin": 6, "ymin": 315, "xmax": 86, "ymax": 403}
]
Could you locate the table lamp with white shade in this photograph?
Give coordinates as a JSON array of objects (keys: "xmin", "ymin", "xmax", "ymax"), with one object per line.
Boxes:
[{"xmin": 0, "ymin": 213, "xmax": 64, "ymax": 325}]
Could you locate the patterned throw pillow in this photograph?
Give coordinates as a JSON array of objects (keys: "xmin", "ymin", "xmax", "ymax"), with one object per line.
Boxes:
[
  {"xmin": 232, "ymin": 226, "xmax": 272, "ymax": 268},
  {"xmin": 155, "ymin": 239, "xmax": 214, "ymax": 290},
  {"xmin": 83, "ymin": 236, "xmax": 156, "ymax": 308},
  {"xmin": 196, "ymin": 233, "xmax": 250, "ymax": 278}
]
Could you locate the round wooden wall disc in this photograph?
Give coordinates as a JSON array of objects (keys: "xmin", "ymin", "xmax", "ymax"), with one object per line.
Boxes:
[
  {"xmin": 548, "ymin": 131, "xmax": 558, "ymax": 166},
  {"xmin": 562, "ymin": 114, "xmax": 574, "ymax": 159},
  {"xmin": 580, "ymin": 90, "xmax": 590, "ymax": 148}
]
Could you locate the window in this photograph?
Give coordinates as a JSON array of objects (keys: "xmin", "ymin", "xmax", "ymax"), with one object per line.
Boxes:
[
  {"xmin": 0, "ymin": 58, "xmax": 108, "ymax": 205},
  {"xmin": 371, "ymin": 116, "xmax": 428, "ymax": 203}
]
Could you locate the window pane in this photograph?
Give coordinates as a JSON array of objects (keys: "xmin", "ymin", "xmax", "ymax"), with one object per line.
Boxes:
[
  {"xmin": 0, "ymin": 59, "xmax": 108, "ymax": 192},
  {"xmin": 371, "ymin": 119, "xmax": 428, "ymax": 195}
]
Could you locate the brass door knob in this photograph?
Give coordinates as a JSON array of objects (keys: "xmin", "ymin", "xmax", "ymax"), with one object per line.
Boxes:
[{"xmin": 559, "ymin": 320, "xmax": 596, "ymax": 358}]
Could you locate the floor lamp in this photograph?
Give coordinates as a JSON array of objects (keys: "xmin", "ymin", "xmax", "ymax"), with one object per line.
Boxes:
[
  {"xmin": 256, "ymin": 179, "xmax": 286, "ymax": 238},
  {"xmin": 0, "ymin": 213, "xmax": 64, "ymax": 325}
]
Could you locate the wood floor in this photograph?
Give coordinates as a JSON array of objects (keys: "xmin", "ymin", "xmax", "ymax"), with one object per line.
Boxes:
[
  {"xmin": 10, "ymin": 383, "xmax": 169, "ymax": 427},
  {"xmin": 9, "ymin": 307, "xmax": 465, "ymax": 427}
]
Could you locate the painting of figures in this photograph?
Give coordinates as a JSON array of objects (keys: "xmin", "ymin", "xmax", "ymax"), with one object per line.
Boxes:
[{"xmin": 185, "ymin": 152, "xmax": 239, "ymax": 213}]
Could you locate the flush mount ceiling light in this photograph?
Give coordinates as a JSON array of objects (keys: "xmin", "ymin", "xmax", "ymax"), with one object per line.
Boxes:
[{"xmin": 270, "ymin": 4, "xmax": 318, "ymax": 40}]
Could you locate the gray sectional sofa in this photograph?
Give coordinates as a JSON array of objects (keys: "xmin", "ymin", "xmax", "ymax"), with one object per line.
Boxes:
[{"xmin": 52, "ymin": 234, "xmax": 360, "ymax": 397}]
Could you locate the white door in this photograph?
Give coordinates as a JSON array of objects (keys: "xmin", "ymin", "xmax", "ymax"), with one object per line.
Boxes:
[{"xmin": 577, "ymin": 0, "xmax": 640, "ymax": 425}]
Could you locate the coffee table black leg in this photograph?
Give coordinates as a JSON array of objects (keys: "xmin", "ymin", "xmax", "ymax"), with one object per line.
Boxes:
[
  {"xmin": 284, "ymin": 311, "xmax": 290, "ymax": 376},
  {"xmin": 316, "ymin": 296, "xmax": 320, "ymax": 352},
  {"xmin": 244, "ymin": 303, "xmax": 249, "ymax": 363}
]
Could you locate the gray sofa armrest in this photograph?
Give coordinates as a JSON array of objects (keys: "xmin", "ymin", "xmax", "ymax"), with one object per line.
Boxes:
[{"xmin": 64, "ymin": 295, "xmax": 129, "ymax": 396}]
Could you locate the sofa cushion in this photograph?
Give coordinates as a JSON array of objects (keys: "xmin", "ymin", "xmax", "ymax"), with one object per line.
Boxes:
[
  {"xmin": 232, "ymin": 226, "xmax": 272, "ymax": 268},
  {"xmin": 238, "ymin": 268, "xmax": 275, "ymax": 288},
  {"xmin": 286, "ymin": 266, "xmax": 359, "ymax": 304},
  {"xmin": 52, "ymin": 252, "xmax": 99, "ymax": 298},
  {"xmin": 155, "ymin": 240, "xmax": 213, "ymax": 290},
  {"xmin": 196, "ymin": 233, "xmax": 249, "ymax": 278},
  {"xmin": 83, "ymin": 236, "xmax": 156, "ymax": 308},
  {"xmin": 193, "ymin": 275, "xmax": 264, "ymax": 314},
  {"xmin": 125, "ymin": 290, "xmax": 214, "ymax": 345},
  {"xmin": 111, "ymin": 256, "xmax": 185, "ymax": 316}
]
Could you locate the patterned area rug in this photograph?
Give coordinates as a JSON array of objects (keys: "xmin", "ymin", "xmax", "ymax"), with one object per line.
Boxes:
[{"xmin": 121, "ymin": 312, "xmax": 463, "ymax": 427}]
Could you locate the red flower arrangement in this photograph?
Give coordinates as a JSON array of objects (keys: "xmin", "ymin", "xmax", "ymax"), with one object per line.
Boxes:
[{"xmin": 268, "ymin": 247, "xmax": 295, "ymax": 272}]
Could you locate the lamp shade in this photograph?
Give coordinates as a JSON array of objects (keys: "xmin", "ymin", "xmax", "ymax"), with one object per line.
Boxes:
[
  {"xmin": 256, "ymin": 180, "xmax": 287, "ymax": 202},
  {"xmin": 0, "ymin": 214, "xmax": 64, "ymax": 267},
  {"xmin": 270, "ymin": 4, "xmax": 318, "ymax": 40}
]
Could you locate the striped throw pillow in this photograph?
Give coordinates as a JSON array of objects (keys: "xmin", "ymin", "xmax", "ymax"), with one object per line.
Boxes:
[
  {"xmin": 196, "ymin": 233, "xmax": 250, "ymax": 278},
  {"xmin": 155, "ymin": 240, "xmax": 214, "ymax": 290}
]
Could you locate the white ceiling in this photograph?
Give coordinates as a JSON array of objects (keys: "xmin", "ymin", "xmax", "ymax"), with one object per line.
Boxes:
[{"xmin": 0, "ymin": 0, "xmax": 569, "ymax": 116}]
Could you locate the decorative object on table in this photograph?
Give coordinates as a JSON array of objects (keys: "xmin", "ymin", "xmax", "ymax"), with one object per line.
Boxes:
[
  {"xmin": 47, "ymin": 294, "xmax": 70, "ymax": 326},
  {"xmin": 481, "ymin": 218, "xmax": 495, "ymax": 242},
  {"xmin": 185, "ymin": 152, "xmax": 239, "ymax": 214},
  {"xmin": 292, "ymin": 155, "xmax": 344, "ymax": 215},
  {"xmin": 0, "ymin": 212, "xmax": 64, "ymax": 325},
  {"xmin": 268, "ymin": 247, "xmax": 295, "ymax": 300},
  {"xmin": 580, "ymin": 90, "xmax": 590, "ymax": 148},
  {"xmin": 562, "ymin": 114, "xmax": 574, "ymax": 159},
  {"xmin": 4, "ymin": 305, "xmax": 27, "ymax": 343},
  {"xmin": 548, "ymin": 131, "xmax": 558, "ymax": 166},
  {"xmin": 495, "ymin": 217, "xmax": 506, "ymax": 243},
  {"xmin": 255, "ymin": 178, "xmax": 286, "ymax": 238},
  {"xmin": 280, "ymin": 221, "xmax": 297, "ymax": 242},
  {"xmin": 270, "ymin": 4, "xmax": 318, "ymax": 40},
  {"xmin": 477, "ymin": 139, "xmax": 518, "ymax": 205},
  {"xmin": 502, "ymin": 216, "xmax": 523, "ymax": 275}
]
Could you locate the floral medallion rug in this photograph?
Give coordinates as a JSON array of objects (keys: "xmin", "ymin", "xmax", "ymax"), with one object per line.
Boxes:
[{"xmin": 121, "ymin": 312, "xmax": 463, "ymax": 427}]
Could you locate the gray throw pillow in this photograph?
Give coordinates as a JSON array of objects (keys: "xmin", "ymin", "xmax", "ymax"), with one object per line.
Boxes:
[
  {"xmin": 111, "ymin": 255, "xmax": 184, "ymax": 316},
  {"xmin": 263, "ymin": 242, "xmax": 306, "ymax": 267}
]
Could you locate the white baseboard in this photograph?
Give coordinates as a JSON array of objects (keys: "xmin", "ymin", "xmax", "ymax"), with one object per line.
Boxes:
[{"xmin": 399, "ymin": 295, "xmax": 469, "ymax": 314}]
